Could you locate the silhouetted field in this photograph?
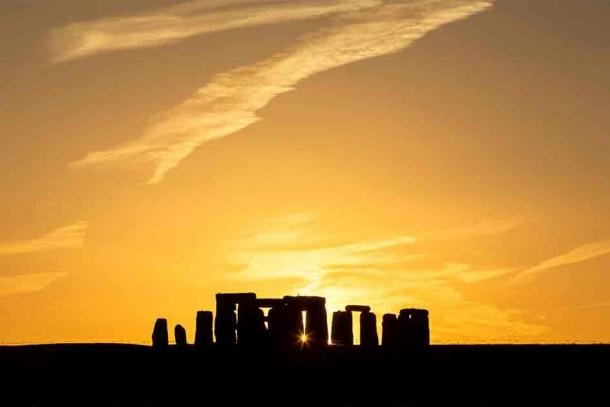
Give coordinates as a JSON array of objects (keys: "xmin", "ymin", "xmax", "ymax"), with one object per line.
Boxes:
[{"xmin": 1, "ymin": 343, "xmax": 609, "ymax": 406}]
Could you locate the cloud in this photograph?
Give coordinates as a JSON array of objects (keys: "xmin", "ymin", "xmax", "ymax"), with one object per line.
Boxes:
[
  {"xmin": 236, "ymin": 212, "xmax": 322, "ymax": 249},
  {"xmin": 228, "ymin": 212, "xmax": 547, "ymax": 342},
  {"xmin": 513, "ymin": 240, "xmax": 610, "ymax": 283},
  {"xmin": 456, "ymin": 268, "xmax": 515, "ymax": 283},
  {"xmin": 50, "ymin": 0, "xmax": 384, "ymax": 62},
  {"xmin": 0, "ymin": 271, "xmax": 67, "ymax": 296},
  {"xmin": 0, "ymin": 222, "xmax": 88, "ymax": 256},
  {"xmin": 444, "ymin": 264, "xmax": 516, "ymax": 283},
  {"xmin": 229, "ymin": 213, "xmax": 418, "ymax": 281},
  {"xmin": 232, "ymin": 232, "xmax": 417, "ymax": 281},
  {"xmin": 571, "ymin": 301, "xmax": 610, "ymax": 310},
  {"xmin": 420, "ymin": 217, "xmax": 521, "ymax": 241},
  {"xmin": 69, "ymin": 0, "xmax": 494, "ymax": 184}
]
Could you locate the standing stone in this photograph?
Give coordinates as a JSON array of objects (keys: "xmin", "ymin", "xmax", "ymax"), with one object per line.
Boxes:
[
  {"xmin": 194, "ymin": 311, "xmax": 213, "ymax": 349},
  {"xmin": 331, "ymin": 311, "xmax": 353, "ymax": 346},
  {"xmin": 215, "ymin": 297, "xmax": 237, "ymax": 346},
  {"xmin": 268, "ymin": 302, "xmax": 303, "ymax": 350},
  {"xmin": 215, "ymin": 293, "xmax": 256, "ymax": 346},
  {"xmin": 237, "ymin": 300, "xmax": 266, "ymax": 346},
  {"xmin": 268, "ymin": 304, "xmax": 288, "ymax": 350},
  {"xmin": 304, "ymin": 297, "xmax": 328, "ymax": 348},
  {"xmin": 285, "ymin": 301, "xmax": 305, "ymax": 347},
  {"xmin": 398, "ymin": 308, "xmax": 430, "ymax": 349},
  {"xmin": 382, "ymin": 313, "xmax": 398, "ymax": 349},
  {"xmin": 360, "ymin": 311, "xmax": 378, "ymax": 348},
  {"xmin": 174, "ymin": 324, "xmax": 187, "ymax": 348},
  {"xmin": 152, "ymin": 318, "xmax": 169, "ymax": 349},
  {"xmin": 282, "ymin": 296, "xmax": 328, "ymax": 349}
]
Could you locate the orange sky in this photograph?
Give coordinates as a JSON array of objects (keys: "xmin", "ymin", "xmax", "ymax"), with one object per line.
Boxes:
[{"xmin": 1, "ymin": 0, "xmax": 609, "ymax": 345}]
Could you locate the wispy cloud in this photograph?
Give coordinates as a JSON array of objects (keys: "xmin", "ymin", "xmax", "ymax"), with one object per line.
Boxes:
[
  {"xmin": 571, "ymin": 301, "xmax": 610, "ymax": 310},
  {"xmin": 448, "ymin": 265, "xmax": 516, "ymax": 283},
  {"xmin": 232, "ymin": 232, "xmax": 417, "ymax": 281},
  {"xmin": 50, "ymin": 0, "xmax": 383, "ymax": 62},
  {"xmin": 230, "ymin": 213, "xmax": 419, "ymax": 282},
  {"xmin": 0, "ymin": 222, "xmax": 88, "ymax": 256},
  {"xmin": 236, "ymin": 212, "xmax": 322, "ymax": 249},
  {"xmin": 421, "ymin": 217, "xmax": 521, "ymax": 241},
  {"xmin": 68, "ymin": 0, "xmax": 494, "ymax": 184},
  {"xmin": 512, "ymin": 240, "xmax": 610, "ymax": 283},
  {"xmin": 0, "ymin": 271, "xmax": 67, "ymax": 296}
]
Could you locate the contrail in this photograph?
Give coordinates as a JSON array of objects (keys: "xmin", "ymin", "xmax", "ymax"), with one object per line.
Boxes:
[{"xmin": 69, "ymin": 0, "xmax": 493, "ymax": 184}]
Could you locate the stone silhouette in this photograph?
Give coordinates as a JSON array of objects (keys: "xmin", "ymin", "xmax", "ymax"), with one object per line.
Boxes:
[
  {"xmin": 268, "ymin": 300, "xmax": 303, "ymax": 350},
  {"xmin": 382, "ymin": 313, "xmax": 398, "ymax": 349},
  {"xmin": 284, "ymin": 296, "xmax": 328, "ymax": 348},
  {"xmin": 345, "ymin": 305, "xmax": 371, "ymax": 313},
  {"xmin": 174, "ymin": 324, "xmax": 187, "ymax": 348},
  {"xmin": 237, "ymin": 300, "xmax": 266, "ymax": 347},
  {"xmin": 331, "ymin": 311, "xmax": 353, "ymax": 346},
  {"xmin": 194, "ymin": 311, "xmax": 213, "ymax": 349},
  {"xmin": 215, "ymin": 300, "xmax": 236, "ymax": 346},
  {"xmin": 334, "ymin": 305, "xmax": 378, "ymax": 347},
  {"xmin": 256, "ymin": 297, "xmax": 284, "ymax": 348},
  {"xmin": 360, "ymin": 311, "xmax": 378, "ymax": 347},
  {"xmin": 154, "ymin": 292, "xmax": 429, "ymax": 353},
  {"xmin": 397, "ymin": 308, "xmax": 430, "ymax": 348},
  {"xmin": 215, "ymin": 293, "xmax": 255, "ymax": 346},
  {"xmin": 152, "ymin": 318, "xmax": 169, "ymax": 349}
]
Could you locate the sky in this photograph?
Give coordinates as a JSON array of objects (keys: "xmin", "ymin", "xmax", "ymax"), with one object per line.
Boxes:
[{"xmin": 0, "ymin": 0, "xmax": 609, "ymax": 345}]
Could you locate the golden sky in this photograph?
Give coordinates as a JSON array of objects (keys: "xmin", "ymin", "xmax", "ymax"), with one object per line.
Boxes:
[{"xmin": 1, "ymin": 0, "xmax": 609, "ymax": 344}]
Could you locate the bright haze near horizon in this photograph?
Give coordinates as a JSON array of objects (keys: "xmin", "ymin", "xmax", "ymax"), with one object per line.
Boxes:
[{"xmin": 0, "ymin": 0, "xmax": 609, "ymax": 345}]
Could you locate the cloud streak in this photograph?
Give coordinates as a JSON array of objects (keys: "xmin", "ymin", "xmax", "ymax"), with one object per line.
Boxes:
[
  {"xmin": 0, "ymin": 271, "xmax": 67, "ymax": 296},
  {"xmin": 571, "ymin": 301, "xmax": 610, "ymax": 310},
  {"xmin": 232, "ymin": 232, "xmax": 417, "ymax": 281},
  {"xmin": 68, "ymin": 0, "xmax": 494, "ymax": 184},
  {"xmin": 50, "ymin": 0, "xmax": 383, "ymax": 63},
  {"xmin": 0, "ymin": 222, "xmax": 88, "ymax": 256},
  {"xmin": 513, "ymin": 240, "xmax": 610, "ymax": 283},
  {"xmin": 420, "ymin": 217, "xmax": 521, "ymax": 241}
]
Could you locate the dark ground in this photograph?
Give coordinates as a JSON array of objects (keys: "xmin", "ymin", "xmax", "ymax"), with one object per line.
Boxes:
[{"xmin": 1, "ymin": 344, "xmax": 609, "ymax": 406}]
